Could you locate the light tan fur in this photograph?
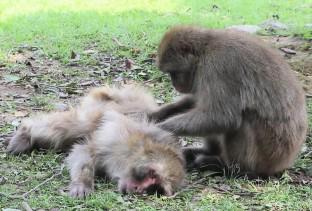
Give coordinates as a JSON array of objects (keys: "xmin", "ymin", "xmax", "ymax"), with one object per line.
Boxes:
[{"xmin": 8, "ymin": 85, "xmax": 185, "ymax": 197}]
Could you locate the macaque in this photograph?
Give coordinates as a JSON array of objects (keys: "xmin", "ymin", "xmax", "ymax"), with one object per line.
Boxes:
[
  {"xmin": 150, "ymin": 25, "xmax": 308, "ymax": 177},
  {"xmin": 8, "ymin": 85, "xmax": 185, "ymax": 197}
]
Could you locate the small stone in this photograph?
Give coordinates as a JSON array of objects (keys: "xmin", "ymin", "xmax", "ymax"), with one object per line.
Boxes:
[
  {"xmin": 227, "ymin": 25, "xmax": 261, "ymax": 34},
  {"xmin": 53, "ymin": 103, "xmax": 68, "ymax": 111},
  {"xmin": 156, "ymin": 99, "xmax": 164, "ymax": 104},
  {"xmin": 261, "ymin": 19, "xmax": 288, "ymax": 31},
  {"xmin": 58, "ymin": 92, "xmax": 69, "ymax": 99}
]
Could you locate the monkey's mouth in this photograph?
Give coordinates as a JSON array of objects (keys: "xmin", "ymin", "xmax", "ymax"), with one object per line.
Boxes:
[
  {"xmin": 118, "ymin": 179, "xmax": 170, "ymax": 196},
  {"xmin": 144, "ymin": 184, "xmax": 165, "ymax": 195}
]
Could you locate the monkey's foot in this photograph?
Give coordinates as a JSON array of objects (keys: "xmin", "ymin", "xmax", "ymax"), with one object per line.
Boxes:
[
  {"xmin": 69, "ymin": 183, "xmax": 93, "ymax": 198},
  {"xmin": 7, "ymin": 126, "xmax": 32, "ymax": 154}
]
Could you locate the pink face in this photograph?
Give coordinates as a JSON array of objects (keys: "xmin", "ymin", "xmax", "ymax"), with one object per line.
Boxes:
[{"xmin": 118, "ymin": 167, "xmax": 172, "ymax": 196}]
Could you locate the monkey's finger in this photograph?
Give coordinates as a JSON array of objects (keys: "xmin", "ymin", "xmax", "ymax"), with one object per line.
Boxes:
[{"xmin": 69, "ymin": 183, "xmax": 93, "ymax": 198}]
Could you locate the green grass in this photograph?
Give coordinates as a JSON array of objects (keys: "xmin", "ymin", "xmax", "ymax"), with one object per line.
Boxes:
[
  {"xmin": 0, "ymin": 0, "xmax": 311, "ymax": 62},
  {"xmin": 0, "ymin": 0, "xmax": 312, "ymax": 210}
]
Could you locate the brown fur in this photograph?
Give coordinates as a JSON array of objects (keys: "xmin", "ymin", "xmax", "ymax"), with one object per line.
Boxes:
[
  {"xmin": 8, "ymin": 85, "xmax": 185, "ymax": 197},
  {"xmin": 151, "ymin": 25, "xmax": 308, "ymax": 177}
]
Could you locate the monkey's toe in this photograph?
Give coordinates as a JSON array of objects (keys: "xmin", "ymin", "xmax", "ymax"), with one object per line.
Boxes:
[{"xmin": 69, "ymin": 183, "xmax": 93, "ymax": 198}]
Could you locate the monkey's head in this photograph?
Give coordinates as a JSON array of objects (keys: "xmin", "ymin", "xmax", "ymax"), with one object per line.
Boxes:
[
  {"xmin": 119, "ymin": 140, "xmax": 185, "ymax": 196},
  {"xmin": 157, "ymin": 26, "xmax": 202, "ymax": 93}
]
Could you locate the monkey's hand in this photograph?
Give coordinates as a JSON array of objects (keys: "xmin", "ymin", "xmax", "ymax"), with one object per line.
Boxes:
[
  {"xmin": 69, "ymin": 182, "xmax": 93, "ymax": 198},
  {"xmin": 156, "ymin": 111, "xmax": 213, "ymax": 136},
  {"xmin": 157, "ymin": 106, "xmax": 241, "ymax": 136},
  {"xmin": 7, "ymin": 124, "xmax": 33, "ymax": 154},
  {"xmin": 148, "ymin": 96, "xmax": 195, "ymax": 123},
  {"xmin": 147, "ymin": 110, "xmax": 167, "ymax": 123}
]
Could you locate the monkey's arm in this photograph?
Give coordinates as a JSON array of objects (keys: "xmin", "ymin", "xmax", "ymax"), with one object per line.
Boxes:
[
  {"xmin": 66, "ymin": 144, "xmax": 95, "ymax": 198},
  {"xmin": 157, "ymin": 108, "xmax": 242, "ymax": 136},
  {"xmin": 7, "ymin": 109, "xmax": 101, "ymax": 154},
  {"xmin": 149, "ymin": 95, "xmax": 195, "ymax": 122}
]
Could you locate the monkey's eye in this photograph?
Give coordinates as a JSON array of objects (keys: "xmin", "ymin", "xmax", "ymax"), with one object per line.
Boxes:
[
  {"xmin": 148, "ymin": 169, "xmax": 157, "ymax": 178},
  {"xmin": 131, "ymin": 167, "xmax": 158, "ymax": 182}
]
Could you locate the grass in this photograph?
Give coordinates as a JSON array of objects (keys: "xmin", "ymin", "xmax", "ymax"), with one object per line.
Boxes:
[
  {"xmin": 0, "ymin": 0, "xmax": 311, "ymax": 62},
  {"xmin": 0, "ymin": 0, "xmax": 312, "ymax": 210}
]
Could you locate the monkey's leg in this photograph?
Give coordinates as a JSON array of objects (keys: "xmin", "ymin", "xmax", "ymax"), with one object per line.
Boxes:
[
  {"xmin": 7, "ymin": 109, "xmax": 102, "ymax": 154},
  {"xmin": 183, "ymin": 148, "xmax": 225, "ymax": 173},
  {"xmin": 149, "ymin": 95, "xmax": 195, "ymax": 122},
  {"xmin": 67, "ymin": 144, "xmax": 95, "ymax": 198},
  {"xmin": 183, "ymin": 148, "xmax": 208, "ymax": 166},
  {"xmin": 193, "ymin": 155, "xmax": 225, "ymax": 174},
  {"xmin": 184, "ymin": 136, "xmax": 225, "ymax": 173}
]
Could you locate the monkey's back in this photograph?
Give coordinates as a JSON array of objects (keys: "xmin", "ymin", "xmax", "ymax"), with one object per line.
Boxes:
[{"xmin": 208, "ymin": 29, "xmax": 308, "ymax": 174}]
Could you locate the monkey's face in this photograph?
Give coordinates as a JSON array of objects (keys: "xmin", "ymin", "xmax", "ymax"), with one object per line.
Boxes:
[
  {"xmin": 157, "ymin": 46, "xmax": 197, "ymax": 94},
  {"xmin": 169, "ymin": 71, "xmax": 195, "ymax": 93},
  {"xmin": 118, "ymin": 163, "xmax": 184, "ymax": 196},
  {"xmin": 118, "ymin": 166, "xmax": 165, "ymax": 195}
]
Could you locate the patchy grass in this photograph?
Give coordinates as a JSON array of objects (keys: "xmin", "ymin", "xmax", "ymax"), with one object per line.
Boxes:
[{"xmin": 0, "ymin": 0, "xmax": 312, "ymax": 210}]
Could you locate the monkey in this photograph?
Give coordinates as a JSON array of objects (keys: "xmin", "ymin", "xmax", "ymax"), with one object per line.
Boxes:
[
  {"xmin": 7, "ymin": 85, "xmax": 185, "ymax": 197},
  {"xmin": 149, "ymin": 25, "xmax": 308, "ymax": 178}
]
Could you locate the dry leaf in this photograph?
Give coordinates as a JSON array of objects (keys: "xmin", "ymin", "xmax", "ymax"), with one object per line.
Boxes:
[{"xmin": 14, "ymin": 111, "xmax": 29, "ymax": 117}]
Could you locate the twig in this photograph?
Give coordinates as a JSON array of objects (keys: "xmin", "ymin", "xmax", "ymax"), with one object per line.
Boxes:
[
  {"xmin": 0, "ymin": 165, "xmax": 65, "ymax": 200},
  {"xmin": 21, "ymin": 201, "xmax": 33, "ymax": 211},
  {"xmin": 212, "ymin": 185, "xmax": 258, "ymax": 197},
  {"xmin": 306, "ymin": 94, "xmax": 312, "ymax": 98},
  {"xmin": 22, "ymin": 164, "xmax": 65, "ymax": 198}
]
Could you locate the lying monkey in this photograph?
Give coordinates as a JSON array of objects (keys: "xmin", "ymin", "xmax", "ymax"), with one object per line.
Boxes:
[{"xmin": 8, "ymin": 85, "xmax": 185, "ymax": 197}]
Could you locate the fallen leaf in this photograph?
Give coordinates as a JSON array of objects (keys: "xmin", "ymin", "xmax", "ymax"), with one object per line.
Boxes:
[
  {"xmin": 71, "ymin": 50, "xmax": 77, "ymax": 59},
  {"xmin": 131, "ymin": 48, "xmax": 141, "ymax": 55},
  {"xmin": 83, "ymin": 49, "xmax": 97, "ymax": 54},
  {"xmin": 80, "ymin": 81, "xmax": 94, "ymax": 86},
  {"xmin": 0, "ymin": 176, "xmax": 7, "ymax": 185},
  {"xmin": 280, "ymin": 47, "xmax": 296, "ymax": 54},
  {"xmin": 14, "ymin": 111, "xmax": 29, "ymax": 117},
  {"xmin": 125, "ymin": 59, "xmax": 134, "ymax": 69}
]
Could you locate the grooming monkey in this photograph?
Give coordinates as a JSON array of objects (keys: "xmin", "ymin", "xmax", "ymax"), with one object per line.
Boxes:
[
  {"xmin": 150, "ymin": 25, "xmax": 308, "ymax": 177},
  {"xmin": 8, "ymin": 85, "xmax": 185, "ymax": 197}
]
